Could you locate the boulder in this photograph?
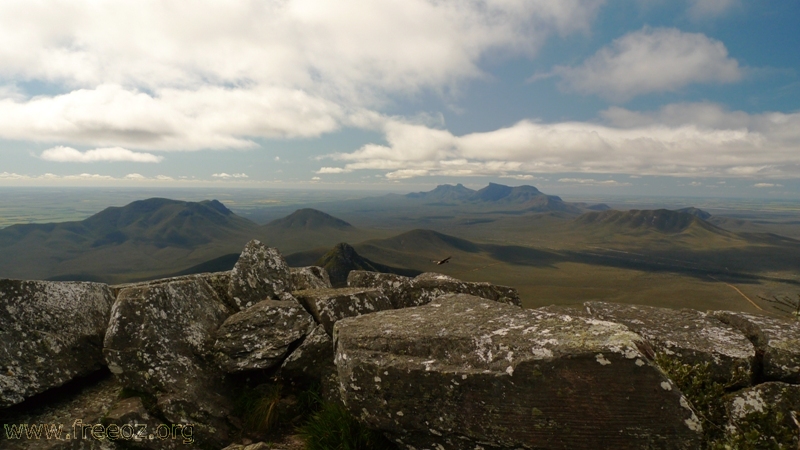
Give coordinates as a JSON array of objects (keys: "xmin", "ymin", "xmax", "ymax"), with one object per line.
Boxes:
[
  {"xmin": 213, "ymin": 300, "xmax": 315, "ymax": 373},
  {"xmin": 334, "ymin": 294, "xmax": 703, "ymax": 450},
  {"xmin": 290, "ymin": 266, "xmax": 332, "ymax": 290},
  {"xmin": 584, "ymin": 302, "xmax": 754, "ymax": 387},
  {"xmin": 294, "ymin": 287, "xmax": 392, "ymax": 336},
  {"xmin": 721, "ymin": 382, "xmax": 800, "ymax": 448},
  {"xmin": 280, "ymin": 324, "xmax": 335, "ymax": 382},
  {"xmin": 347, "ymin": 270, "xmax": 521, "ymax": 309},
  {"xmin": 103, "ymin": 279, "xmax": 235, "ymax": 448},
  {"xmin": 711, "ymin": 311, "xmax": 800, "ymax": 383},
  {"xmin": 111, "ymin": 271, "xmax": 233, "ymax": 309},
  {"xmin": 228, "ymin": 240, "xmax": 291, "ymax": 311},
  {"xmin": 0, "ymin": 279, "xmax": 115, "ymax": 407}
]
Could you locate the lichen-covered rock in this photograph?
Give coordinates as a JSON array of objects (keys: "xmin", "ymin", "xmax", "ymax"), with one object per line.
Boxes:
[
  {"xmin": 711, "ymin": 311, "xmax": 800, "ymax": 383},
  {"xmin": 290, "ymin": 266, "xmax": 332, "ymax": 290},
  {"xmin": 213, "ymin": 300, "xmax": 315, "ymax": 373},
  {"xmin": 280, "ymin": 324, "xmax": 334, "ymax": 381},
  {"xmin": 0, "ymin": 279, "xmax": 115, "ymax": 407},
  {"xmin": 101, "ymin": 396, "xmax": 187, "ymax": 449},
  {"xmin": 111, "ymin": 271, "xmax": 233, "ymax": 309},
  {"xmin": 294, "ymin": 288, "xmax": 392, "ymax": 336},
  {"xmin": 347, "ymin": 271, "xmax": 521, "ymax": 309},
  {"xmin": 334, "ymin": 294, "xmax": 703, "ymax": 450},
  {"xmin": 584, "ymin": 302, "xmax": 754, "ymax": 387},
  {"xmin": 720, "ymin": 382, "xmax": 800, "ymax": 448},
  {"xmin": 103, "ymin": 279, "xmax": 235, "ymax": 448},
  {"xmin": 228, "ymin": 240, "xmax": 291, "ymax": 311}
]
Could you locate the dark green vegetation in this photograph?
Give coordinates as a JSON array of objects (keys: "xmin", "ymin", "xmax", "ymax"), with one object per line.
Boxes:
[
  {"xmin": 1, "ymin": 183, "xmax": 799, "ymax": 313},
  {"xmin": 299, "ymin": 400, "xmax": 394, "ymax": 450}
]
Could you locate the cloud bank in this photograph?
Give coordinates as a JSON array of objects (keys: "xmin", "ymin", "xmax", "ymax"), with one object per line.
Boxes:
[
  {"xmin": 322, "ymin": 104, "xmax": 800, "ymax": 179},
  {"xmin": 40, "ymin": 146, "xmax": 163, "ymax": 163}
]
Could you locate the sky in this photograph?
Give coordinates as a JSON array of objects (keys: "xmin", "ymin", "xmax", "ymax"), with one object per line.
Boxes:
[{"xmin": 0, "ymin": 0, "xmax": 799, "ymax": 197}]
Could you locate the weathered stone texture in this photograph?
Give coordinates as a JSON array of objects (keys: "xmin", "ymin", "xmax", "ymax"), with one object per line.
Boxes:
[
  {"xmin": 290, "ymin": 266, "xmax": 332, "ymax": 291},
  {"xmin": 334, "ymin": 294, "xmax": 702, "ymax": 450},
  {"xmin": 280, "ymin": 324, "xmax": 334, "ymax": 381},
  {"xmin": 103, "ymin": 279, "xmax": 235, "ymax": 448},
  {"xmin": 294, "ymin": 287, "xmax": 392, "ymax": 335},
  {"xmin": 584, "ymin": 302, "xmax": 755, "ymax": 387},
  {"xmin": 347, "ymin": 270, "xmax": 521, "ymax": 309},
  {"xmin": 711, "ymin": 311, "xmax": 800, "ymax": 383},
  {"xmin": 228, "ymin": 240, "xmax": 291, "ymax": 311},
  {"xmin": 213, "ymin": 300, "xmax": 315, "ymax": 373},
  {"xmin": 722, "ymin": 382, "xmax": 800, "ymax": 447},
  {"xmin": 111, "ymin": 271, "xmax": 233, "ymax": 308},
  {"xmin": 101, "ymin": 396, "xmax": 185, "ymax": 449},
  {"xmin": 0, "ymin": 279, "xmax": 115, "ymax": 407}
]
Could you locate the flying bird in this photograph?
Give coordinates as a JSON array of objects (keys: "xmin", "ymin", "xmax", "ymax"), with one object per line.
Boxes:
[{"xmin": 432, "ymin": 256, "xmax": 451, "ymax": 265}]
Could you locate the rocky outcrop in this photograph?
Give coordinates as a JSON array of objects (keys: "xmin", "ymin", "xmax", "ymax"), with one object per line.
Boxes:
[
  {"xmin": 103, "ymin": 279, "xmax": 235, "ymax": 448},
  {"xmin": 213, "ymin": 300, "xmax": 315, "ymax": 373},
  {"xmin": 294, "ymin": 287, "xmax": 392, "ymax": 335},
  {"xmin": 102, "ymin": 396, "xmax": 185, "ymax": 449},
  {"xmin": 584, "ymin": 302, "xmax": 755, "ymax": 387},
  {"xmin": 290, "ymin": 266, "xmax": 331, "ymax": 290},
  {"xmin": 334, "ymin": 294, "xmax": 703, "ymax": 449},
  {"xmin": 228, "ymin": 240, "xmax": 292, "ymax": 311},
  {"xmin": 347, "ymin": 270, "xmax": 521, "ymax": 308},
  {"xmin": 721, "ymin": 382, "xmax": 800, "ymax": 447},
  {"xmin": 0, "ymin": 279, "xmax": 115, "ymax": 407},
  {"xmin": 711, "ymin": 311, "xmax": 800, "ymax": 383}
]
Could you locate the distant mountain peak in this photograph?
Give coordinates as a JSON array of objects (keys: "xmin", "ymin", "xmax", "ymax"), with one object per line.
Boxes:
[
  {"xmin": 266, "ymin": 208, "xmax": 353, "ymax": 230},
  {"xmin": 573, "ymin": 209, "xmax": 721, "ymax": 234},
  {"xmin": 676, "ymin": 207, "xmax": 712, "ymax": 220}
]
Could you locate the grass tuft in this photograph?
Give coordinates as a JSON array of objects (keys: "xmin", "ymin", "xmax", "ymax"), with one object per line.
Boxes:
[{"xmin": 298, "ymin": 401, "xmax": 394, "ymax": 450}]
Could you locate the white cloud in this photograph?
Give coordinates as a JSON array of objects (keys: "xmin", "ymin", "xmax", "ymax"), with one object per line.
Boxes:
[
  {"xmin": 754, "ymin": 183, "xmax": 782, "ymax": 188},
  {"xmin": 0, "ymin": 0, "xmax": 603, "ymax": 151},
  {"xmin": 324, "ymin": 107, "xmax": 800, "ymax": 179},
  {"xmin": 212, "ymin": 173, "xmax": 249, "ymax": 179},
  {"xmin": 39, "ymin": 145, "xmax": 163, "ymax": 163},
  {"xmin": 558, "ymin": 178, "xmax": 632, "ymax": 186},
  {"xmin": 546, "ymin": 27, "xmax": 741, "ymax": 100},
  {"xmin": 316, "ymin": 167, "xmax": 352, "ymax": 174},
  {"xmin": 687, "ymin": 0, "xmax": 738, "ymax": 19},
  {"xmin": 125, "ymin": 173, "xmax": 146, "ymax": 180}
]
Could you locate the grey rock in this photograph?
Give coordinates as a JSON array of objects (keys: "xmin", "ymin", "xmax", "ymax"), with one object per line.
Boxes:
[
  {"xmin": 0, "ymin": 279, "xmax": 115, "ymax": 407},
  {"xmin": 347, "ymin": 270, "xmax": 521, "ymax": 309},
  {"xmin": 228, "ymin": 240, "xmax": 291, "ymax": 311},
  {"xmin": 221, "ymin": 444, "xmax": 272, "ymax": 450},
  {"xmin": 102, "ymin": 396, "xmax": 187, "ymax": 449},
  {"xmin": 103, "ymin": 279, "xmax": 235, "ymax": 448},
  {"xmin": 334, "ymin": 294, "xmax": 703, "ymax": 450},
  {"xmin": 280, "ymin": 324, "xmax": 334, "ymax": 381},
  {"xmin": 290, "ymin": 266, "xmax": 332, "ymax": 291},
  {"xmin": 294, "ymin": 287, "xmax": 392, "ymax": 336},
  {"xmin": 213, "ymin": 300, "xmax": 315, "ymax": 373},
  {"xmin": 721, "ymin": 382, "xmax": 800, "ymax": 447},
  {"xmin": 584, "ymin": 302, "xmax": 754, "ymax": 387},
  {"xmin": 111, "ymin": 271, "xmax": 233, "ymax": 309},
  {"xmin": 711, "ymin": 311, "xmax": 800, "ymax": 382},
  {"xmin": 1, "ymin": 375, "xmax": 121, "ymax": 450}
]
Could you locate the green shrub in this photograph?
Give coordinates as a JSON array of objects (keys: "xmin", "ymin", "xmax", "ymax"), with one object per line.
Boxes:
[
  {"xmin": 235, "ymin": 383, "xmax": 285, "ymax": 433},
  {"xmin": 299, "ymin": 401, "xmax": 394, "ymax": 450}
]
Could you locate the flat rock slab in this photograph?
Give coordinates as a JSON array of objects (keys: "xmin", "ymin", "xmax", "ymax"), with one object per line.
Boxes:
[
  {"xmin": 334, "ymin": 294, "xmax": 702, "ymax": 450},
  {"xmin": 347, "ymin": 271, "xmax": 521, "ymax": 309},
  {"xmin": 290, "ymin": 266, "xmax": 332, "ymax": 291},
  {"xmin": 711, "ymin": 311, "xmax": 800, "ymax": 383},
  {"xmin": 103, "ymin": 279, "xmax": 235, "ymax": 448},
  {"xmin": 280, "ymin": 324, "xmax": 334, "ymax": 381},
  {"xmin": 112, "ymin": 271, "xmax": 233, "ymax": 310},
  {"xmin": 228, "ymin": 240, "xmax": 291, "ymax": 311},
  {"xmin": 0, "ymin": 279, "xmax": 115, "ymax": 407},
  {"xmin": 213, "ymin": 300, "xmax": 315, "ymax": 373},
  {"xmin": 722, "ymin": 382, "xmax": 800, "ymax": 447},
  {"xmin": 584, "ymin": 302, "xmax": 754, "ymax": 387},
  {"xmin": 294, "ymin": 287, "xmax": 392, "ymax": 335}
]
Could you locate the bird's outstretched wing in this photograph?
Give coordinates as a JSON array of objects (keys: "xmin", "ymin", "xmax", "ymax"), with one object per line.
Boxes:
[{"xmin": 433, "ymin": 256, "xmax": 451, "ymax": 265}]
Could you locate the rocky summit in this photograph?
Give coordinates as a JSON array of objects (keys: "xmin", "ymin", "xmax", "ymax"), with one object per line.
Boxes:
[{"xmin": 2, "ymin": 239, "xmax": 800, "ymax": 449}]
